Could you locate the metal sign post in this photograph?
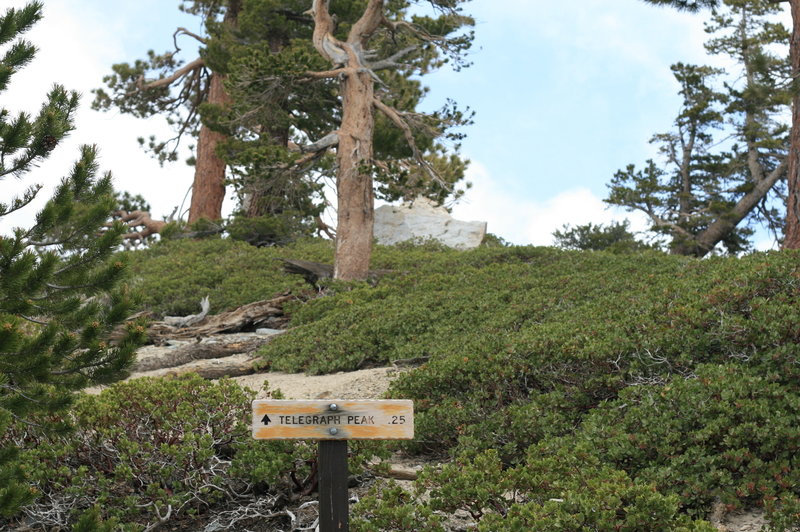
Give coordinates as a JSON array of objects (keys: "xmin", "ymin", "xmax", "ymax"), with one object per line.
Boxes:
[{"xmin": 252, "ymin": 399, "xmax": 414, "ymax": 531}]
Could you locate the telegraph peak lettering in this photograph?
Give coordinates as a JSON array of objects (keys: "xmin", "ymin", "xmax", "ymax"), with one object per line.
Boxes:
[{"xmin": 252, "ymin": 400, "xmax": 414, "ymax": 441}]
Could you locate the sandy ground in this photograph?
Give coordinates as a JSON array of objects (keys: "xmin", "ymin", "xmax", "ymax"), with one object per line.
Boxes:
[
  {"xmin": 231, "ymin": 366, "xmax": 403, "ymax": 400},
  {"xmin": 88, "ymin": 332, "xmax": 404, "ymax": 400}
]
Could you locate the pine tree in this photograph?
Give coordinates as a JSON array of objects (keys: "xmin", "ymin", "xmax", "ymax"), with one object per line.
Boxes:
[
  {"xmin": 608, "ymin": 0, "xmax": 790, "ymax": 256},
  {"xmin": 92, "ymin": 0, "xmax": 472, "ymax": 246},
  {"xmin": 0, "ymin": 2, "xmax": 142, "ymax": 516},
  {"xmin": 307, "ymin": 0, "xmax": 474, "ymax": 279}
]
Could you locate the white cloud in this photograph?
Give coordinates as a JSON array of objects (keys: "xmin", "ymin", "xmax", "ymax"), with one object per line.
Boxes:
[
  {"xmin": 1, "ymin": 1, "xmax": 196, "ymax": 233},
  {"xmin": 451, "ymin": 161, "xmax": 649, "ymax": 247}
]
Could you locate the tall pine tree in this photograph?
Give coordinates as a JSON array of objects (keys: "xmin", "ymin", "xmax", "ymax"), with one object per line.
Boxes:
[
  {"xmin": 0, "ymin": 2, "xmax": 142, "ymax": 516},
  {"xmin": 93, "ymin": 0, "xmax": 472, "ymax": 247},
  {"xmin": 608, "ymin": 0, "xmax": 790, "ymax": 255}
]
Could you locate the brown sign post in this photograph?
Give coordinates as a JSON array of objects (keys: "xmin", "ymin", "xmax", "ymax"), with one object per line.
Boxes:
[{"xmin": 252, "ymin": 399, "xmax": 414, "ymax": 531}]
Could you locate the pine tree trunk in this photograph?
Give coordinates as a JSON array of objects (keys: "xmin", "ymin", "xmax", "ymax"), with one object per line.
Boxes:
[
  {"xmin": 784, "ymin": 0, "xmax": 800, "ymax": 249},
  {"xmin": 334, "ymin": 70, "xmax": 375, "ymax": 281},
  {"xmin": 187, "ymin": 1, "xmax": 240, "ymax": 224},
  {"xmin": 189, "ymin": 72, "xmax": 229, "ymax": 223}
]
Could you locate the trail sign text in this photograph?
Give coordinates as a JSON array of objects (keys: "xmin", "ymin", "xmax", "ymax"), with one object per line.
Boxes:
[{"xmin": 252, "ymin": 399, "xmax": 414, "ymax": 440}]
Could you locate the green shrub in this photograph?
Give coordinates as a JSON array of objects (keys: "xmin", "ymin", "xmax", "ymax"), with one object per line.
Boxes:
[
  {"xmin": 258, "ymin": 249, "xmax": 800, "ymax": 460},
  {"xmin": 577, "ymin": 364, "xmax": 800, "ymax": 519},
  {"xmin": 352, "ymin": 482, "xmax": 446, "ymax": 532},
  {"xmin": 355, "ymin": 446, "xmax": 715, "ymax": 531},
  {"xmin": 112, "ymin": 239, "xmax": 800, "ymax": 527},
  {"xmin": 123, "ymin": 237, "xmax": 333, "ymax": 316},
  {"xmin": 226, "ymin": 212, "xmax": 314, "ymax": 247},
  {"xmin": 2, "ymin": 376, "xmax": 320, "ymax": 529}
]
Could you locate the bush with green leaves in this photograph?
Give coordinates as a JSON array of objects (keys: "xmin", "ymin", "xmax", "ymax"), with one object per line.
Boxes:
[
  {"xmin": 258, "ymin": 248, "xmax": 800, "ymax": 454},
  {"xmin": 111, "ymin": 237, "xmax": 800, "ymax": 527},
  {"xmin": 122, "ymin": 237, "xmax": 334, "ymax": 316},
  {"xmin": 4, "ymin": 374, "xmax": 386, "ymax": 529},
  {"xmin": 577, "ymin": 364, "xmax": 800, "ymax": 521},
  {"xmin": 252, "ymin": 244, "xmax": 800, "ymax": 527},
  {"xmin": 3, "ymin": 376, "xmax": 337, "ymax": 529},
  {"xmin": 354, "ymin": 446, "xmax": 715, "ymax": 531}
]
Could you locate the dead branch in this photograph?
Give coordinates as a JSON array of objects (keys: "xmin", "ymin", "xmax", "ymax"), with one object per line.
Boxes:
[
  {"xmin": 159, "ymin": 354, "xmax": 258, "ymax": 379},
  {"xmin": 381, "ymin": 17, "xmax": 435, "ymax": 42},
  {"xmin": 315, "ymin": 215, "xmax": 336, "ymax": 239},
  {"xmin": 114, "ymin": 210, "xmax": 168, "ymax": 241},
  {"xmin": 137, "ymin": 57, "xmax": 205, "ymax": 91},
  {"xmin": 296, "ymin": 132, "xmax": 340, "ymax": 153},
  {"xmin": 147, "ymin": 293, "xmax": 295, "ymax": 341},
  {"xmin": 279, "ymin": 258, "xmax": 393, "ymax": 286},
  {"xmin": 372, "ymin": 97, "xmax": 448, "ymax": 188},
  {"xmin": 132, "ymin": 335, "xmax": 278, "ymax": 372},
  {"xmin": 279, "ymin": 258, "xmax": 334, "ymax": 284},
  {"xmin": 163, "ymin": 296, "xmax": 210, "ymax": 328},
  {"xmin": 174, "ymin": 27, "xmax": 207, "ymax": 46},
  {"xmin": 369, "ymin": 46, "xmax": 418, "ymax": 70},
  {"xmin": 375, "ymin": 464, "xmax": 419, "ymax": 481},
  {"xmin": 310, "ymin": 0, "xmax": 348, "ymax": 65}
]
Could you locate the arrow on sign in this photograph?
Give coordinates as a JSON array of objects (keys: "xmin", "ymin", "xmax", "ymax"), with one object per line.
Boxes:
[{"xmin": 262, "ymin": 415, "xmax": 272, "ymax": 426}]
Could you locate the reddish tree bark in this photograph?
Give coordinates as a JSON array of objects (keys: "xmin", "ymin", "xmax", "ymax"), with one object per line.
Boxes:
[
  {"xmin": 187, "ymin": 1, "xmax": 240, "ymax": 223},
  {"xmin": 334, "ymin": 70, "xmax": 376, "ymax": 280},
  {"xmin": 309, "ymin": 0, "xmax": 383, "ymax": 280},
  {"xmin": 189, "ymin": 72, "xmax": 230, "ymax": 223},
  {"xmin": 784, "ymin": 0, "xmax": 800, "ymax": 248}
]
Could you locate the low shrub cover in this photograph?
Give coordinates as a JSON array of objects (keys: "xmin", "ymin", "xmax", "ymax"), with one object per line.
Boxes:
[
  {"xmin": 579, "ymin": 364, "xmax": 800, "ymax": 517},
  {"xmin": 15, "ymin": 239, "xmax": 800, "ymax": 529},
  {"xmin": 2, "ymin": 375, "xmax": 379, "ymax": 530},
  {"xmin": 123, "ymin": 238, "xmax": 333, "ymax": 316},
  {"xmin": 258, "ymin": 245, "xmax": 800, "ymax": 527}
]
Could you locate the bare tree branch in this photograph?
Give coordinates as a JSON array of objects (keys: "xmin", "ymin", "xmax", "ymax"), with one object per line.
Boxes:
[
  {"xmin": 310, "ymin": 0, "xmax": 348, "ymax": 64},
  {"xmin": 114, "ymin": 210, "xmax": 168, "ymax": 241},
  {"xmin": 174, "ymin": 27, "xmax": 207, "ymax": 47},
  {"xmin": 368, "ymin": 46, "xmax": 418, "ymax": 70},
  {"xmin": 137, "ymin": 57, "xmax": 206, "ymax": 91},
  {"xmin": 349, "ymin": 0, "xmax": 386, "ymax": 46},
  {"xmin": 373, "ymin": 97, "xmax": 448, "ymax": 188},
  {"xmin": 293, "ymin": 131, "xmax": 340, "ymax": 153}
]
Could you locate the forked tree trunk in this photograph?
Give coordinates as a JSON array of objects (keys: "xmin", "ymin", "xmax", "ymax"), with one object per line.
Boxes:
[
  {"xmin": 189, "ymin": 71, "xmax": 230, "ymax": 223},
  {"xmin": 784, "ymin": 0, "xmax": 800, "ymax": 248},
  {"xmin": 334, "ymin": 70, "xmax": 376, "ymax": 280}
]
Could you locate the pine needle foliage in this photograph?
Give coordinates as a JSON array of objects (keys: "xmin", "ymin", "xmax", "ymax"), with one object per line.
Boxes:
[{"xmin": 0, "ymin": 2, "xmax": 142, "ymax": 517}]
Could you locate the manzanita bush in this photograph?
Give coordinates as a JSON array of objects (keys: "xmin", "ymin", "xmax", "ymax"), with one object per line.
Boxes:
[{"xmin": 7, "ymin": 238, "xmax": 800, "ymax": 529}]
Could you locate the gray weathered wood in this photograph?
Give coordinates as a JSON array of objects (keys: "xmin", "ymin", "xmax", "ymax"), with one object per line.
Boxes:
[
  {"xmin": 132, "ymin": 336, "xmax": 273, "ymax": 372},
  {"xmin": 318, "ymin": 440, "xmax": 349, "ymax": 532}
]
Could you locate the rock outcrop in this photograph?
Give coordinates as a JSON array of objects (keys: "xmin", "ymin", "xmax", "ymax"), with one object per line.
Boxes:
[{"xmin": 374, "ymin": 197, "xmax": 487, "ymax": 249}]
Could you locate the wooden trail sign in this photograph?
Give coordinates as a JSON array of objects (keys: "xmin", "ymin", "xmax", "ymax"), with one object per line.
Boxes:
[
  {"xmin": 252, "ymin": 399, "xmax": 414, "ymax": 440},
  {"xmin": 251, "ymin": 399, "xmax": 414, "ymax": 532}
]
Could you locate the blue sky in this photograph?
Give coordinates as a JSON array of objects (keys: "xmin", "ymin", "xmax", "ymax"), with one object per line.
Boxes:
[{"xmin": 3, "ymin": 0, "xmax": 789, "ymax": 247}]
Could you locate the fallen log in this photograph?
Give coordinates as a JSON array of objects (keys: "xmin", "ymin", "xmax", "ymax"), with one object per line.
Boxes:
[
  {"xmin": 160, "ymin": 354, "xmax": 259, "ymax": 379},
  {"xmin": 148, "ymin": 293, "xmax": 295, "ymax": 341},
  {"xmin": 378, "ymin": 465, "xmax": 419, "ymax": 481},
  {"xmin": 278, "ymin": 258, "xmax": 394, "ymax": 286},
  {"xmin": 132, "ymin": 335, "xmax": 279, "ymax": 372}
]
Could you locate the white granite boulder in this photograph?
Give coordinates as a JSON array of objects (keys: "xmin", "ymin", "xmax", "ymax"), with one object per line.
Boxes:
[{"xmin": 373, "ymin": 197, "xmax": 487, "ymax": 250}]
